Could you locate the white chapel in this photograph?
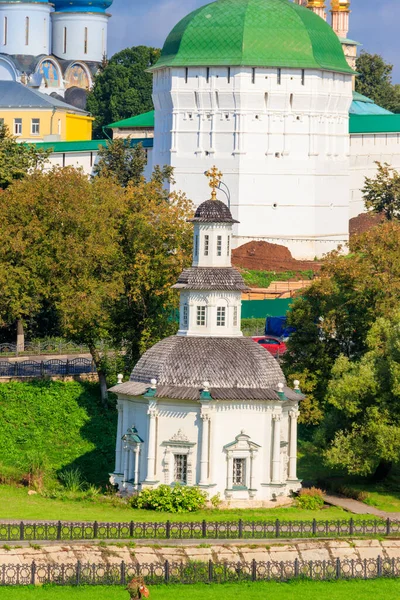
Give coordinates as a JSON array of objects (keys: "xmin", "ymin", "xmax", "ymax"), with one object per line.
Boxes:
[{"xmin": 110, "ymin": 170, "xmax": 303, "ymax": 506}]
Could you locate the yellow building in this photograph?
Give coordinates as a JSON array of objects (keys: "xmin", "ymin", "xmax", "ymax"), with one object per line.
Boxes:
[{"xmin": 0, "ymin": 81, "xmax": 93, "ymax": 142}]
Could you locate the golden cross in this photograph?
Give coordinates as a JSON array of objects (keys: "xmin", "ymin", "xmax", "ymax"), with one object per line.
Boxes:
[{"xmin": 205, "ymin": 166, "xmax": 223, "ymax": 200}]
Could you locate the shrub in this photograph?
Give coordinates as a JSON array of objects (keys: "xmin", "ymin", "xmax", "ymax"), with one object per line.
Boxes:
[
  {"xmin": 296, "ymin": 487, "xmax": 325, "ymax": 510},
  {"xmin": 130, "ymin": 485, "xmax": 207, "ymax": 513},
  {"xmin": 337, "ymin": 485, "xmax": 369, "ymax": 503}
]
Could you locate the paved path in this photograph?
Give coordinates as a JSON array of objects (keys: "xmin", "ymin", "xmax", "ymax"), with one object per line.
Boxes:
[{"xmin": 324, "ymin": 493, "xmax": 400, "ymax": 519}]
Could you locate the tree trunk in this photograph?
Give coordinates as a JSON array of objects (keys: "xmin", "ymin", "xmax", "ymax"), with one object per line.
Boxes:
[
  {"xmin": 371, "ymin": 459, "xmax": 393, "ymax": 482},
  {"xmin": 89, "ymin": 345, "xmax": 108, "ymax": 408},
  {"xmin": 16, "ymin": 320, "xmax": 24, "ymax": 354}
]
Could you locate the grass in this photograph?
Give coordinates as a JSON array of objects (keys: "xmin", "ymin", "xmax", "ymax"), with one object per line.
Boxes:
[
  {"xmin": 0, "ymin": 484, "xmax": 353, "ymax": 522},
  {"xmin": 1, "ymin": 581, "xmax": 400, "ymax": 599},
  {"xmin": 240, "ymin": 269, "xmax": 315, "ymax": 289}
]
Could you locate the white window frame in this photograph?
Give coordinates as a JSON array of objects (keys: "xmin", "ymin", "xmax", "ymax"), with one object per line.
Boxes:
[
  {"xmin": 31, "ymin": 118, "xmax": 40, "ymax": 136},
  {"xmin": 233, "ymin": 305, "xmax": 238, "ymax": 327},
  {"xmin": 204, "ymin": 235, "xmax": 209, "ymax": 256},
  {"xmin": 14, "ymin": 118, "xmax": 22, "ymax": 136},
  {"xmin": 183, "ymin": 304, "xmax": 189, "ymax": 328},
  {"xmin": 196, "ymin": 305, "xmax": 206, "ymax": 327},
  {"xmin": 217, "ymin": 235, "xmax": 222, "ymax": 257},
  {"xmin": 216, "ymin": 306, "xmax": 226, "ymax": 327},
  {"xmin": 173, "ymin": 454, "xmax": 188, "ymax": 484},
  {"xmin": 227, "ymin": 235, "xmax": 230, "ymax": 257},
  {"xmin": 233, "ymin": 457, "xmax": 246, "ymax": 486},
  {"xmin": 194, "ymin": 234, "xmax": 199, "ymax": 258}
]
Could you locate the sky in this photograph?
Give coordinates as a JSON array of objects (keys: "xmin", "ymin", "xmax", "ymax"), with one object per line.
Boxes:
[{"xmin": 107, "ymin": 0, "xmax": 400, "ymax": 82}]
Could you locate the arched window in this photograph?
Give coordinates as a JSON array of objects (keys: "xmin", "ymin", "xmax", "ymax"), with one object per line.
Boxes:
[{"xmin": 25, "ymin": 17, "xmax": 29, "ymax": 46}]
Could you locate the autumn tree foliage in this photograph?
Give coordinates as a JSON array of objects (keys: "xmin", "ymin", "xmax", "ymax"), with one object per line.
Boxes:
[{"xmin": 362, "ymin": 162, "xmax": 400, "ymax": 220}]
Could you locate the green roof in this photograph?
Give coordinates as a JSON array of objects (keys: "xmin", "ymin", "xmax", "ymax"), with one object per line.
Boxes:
[
  {"xmin": 31, "ymin": 138, "xmax": 153, "ymax": 153},
  {"xmin": 108, "ymin": 110, "xmax": 155, "ymax": 129},
  {"xmin": 152, "ymin": 0, "xmax": 354, "ymax": 74},
  {"xmin": 349, "ymin": 114, "xmax": 400, "ymax": 134}
]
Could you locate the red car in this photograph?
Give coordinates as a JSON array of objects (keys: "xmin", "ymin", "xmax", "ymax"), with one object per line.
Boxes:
[{"xmin": 252, "ymin": 336, "xmax": 287, "ymax": 356}]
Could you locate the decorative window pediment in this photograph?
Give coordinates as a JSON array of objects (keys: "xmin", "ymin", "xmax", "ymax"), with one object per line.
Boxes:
[
  {"xmin": 164, "ymin": 429, "xmax": 196, "ymax": 448},
  {"xmin": 224, "ymin": 430, "xmax": 261, "ymax": 453}
]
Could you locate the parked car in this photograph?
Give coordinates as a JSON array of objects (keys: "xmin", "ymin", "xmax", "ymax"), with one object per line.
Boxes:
[{"xmin": 252, "ymin": 336, "xmax": 287, "ymax": 356}]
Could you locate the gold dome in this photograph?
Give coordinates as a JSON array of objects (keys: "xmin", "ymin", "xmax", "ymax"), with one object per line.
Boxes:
[
  {"xmin": 306, "ymin": 0, "xmax": 325, "ymax": 7},
  {"xmin": 331, "ymin": 0, "xmax": 350, "ymax": 11}
]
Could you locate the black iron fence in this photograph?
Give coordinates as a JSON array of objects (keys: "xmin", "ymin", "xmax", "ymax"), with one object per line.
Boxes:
[
  {"xmin": 1, "ymin": 557, "xmax": 399, "ymax": 586},
  {"xmin": 0, "ymin": 518, "xmax": 396, "ymax": 542},
  {"xmin": 0, "ymin": 358, "xmax": 95, "ymax": 377}
]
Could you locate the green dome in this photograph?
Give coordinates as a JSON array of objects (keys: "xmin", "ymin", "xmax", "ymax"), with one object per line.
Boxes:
[{"xmin": 153, "ymin": 0, "xmax": 353, "ymax": 74}]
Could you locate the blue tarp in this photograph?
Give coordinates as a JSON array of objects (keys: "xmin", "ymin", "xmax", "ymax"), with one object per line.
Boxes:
[{"xmin": 265, "ymin": 316, "xmax": 295, "ymax": 338}]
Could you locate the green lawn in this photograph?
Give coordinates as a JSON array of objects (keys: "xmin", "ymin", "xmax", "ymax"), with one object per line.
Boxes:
[
  {"xmin": 0, "ymin": 485, "xmax": 353, "ymax": 523},
  {"xmin": 2, "ymin": 581, "xmax": 400, "ymax": 600}
]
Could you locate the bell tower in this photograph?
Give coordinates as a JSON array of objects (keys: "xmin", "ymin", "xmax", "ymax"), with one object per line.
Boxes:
[{"xmin": 331, "ymin": 0, "xmax": 351, "ymax": 39}]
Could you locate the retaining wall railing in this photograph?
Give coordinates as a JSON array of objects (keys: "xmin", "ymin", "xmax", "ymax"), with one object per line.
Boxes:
[
  {"xmin": 0, "ymin": 358, "xmax": 95, "ymax": 377},
  {"xmin": 0, "ymin": 557, "xmax": 399, "ymax": 586},
  {"xmin": 0, "ymin": 518, "xmax": 396, "ymax": 541}
]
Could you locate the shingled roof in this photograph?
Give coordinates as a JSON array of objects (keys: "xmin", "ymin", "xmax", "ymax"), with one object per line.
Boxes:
[
  {"xmin": 190, "ymin": 200, "xmax": 239, "ymax": 224},
  {"xmin": 172, "ymin": 267, "xmax": 250, "ymax": 291}
]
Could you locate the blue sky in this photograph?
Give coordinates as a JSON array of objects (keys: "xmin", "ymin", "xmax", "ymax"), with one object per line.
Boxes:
[{"xmin": 108, "ymin": 0, "xmax": 400, "ymax": 82}]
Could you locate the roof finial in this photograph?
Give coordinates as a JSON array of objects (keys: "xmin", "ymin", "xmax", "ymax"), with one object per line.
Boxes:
[{"xmin": 205, "ymin": 165, "xmax": 223, "ymax": 201}]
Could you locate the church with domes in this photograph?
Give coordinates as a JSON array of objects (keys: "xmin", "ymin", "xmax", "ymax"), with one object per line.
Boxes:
[
  {"xmin": 110, "ymin": 170, "xmax": 303, "ymax": 506},
  {"xmin": 0, "ymin": 0, "xmax": 112, "ymax": 106}
]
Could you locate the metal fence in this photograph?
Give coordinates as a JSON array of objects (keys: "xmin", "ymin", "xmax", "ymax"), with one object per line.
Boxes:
[
  {"xmin": 0, "ymin": 341, "xmax": 92, "ymax": 356},
  {"xmin": 0, "ymin": 358, "xmax": 95, "ymax": 377},
  {"xmin": 0, "ymin": 518, "xmax": 396, "ymax": 542},
  {"xmin": 1, "ymin": 557, "xmax": 399, "ymax": 586}
]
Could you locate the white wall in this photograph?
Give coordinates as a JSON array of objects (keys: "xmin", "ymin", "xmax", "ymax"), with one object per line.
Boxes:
[
  {"xmin": 0, "ymin": 3, "xmax": 51, "ymax": 56},
  {"xmin": 152, "ymin": 66, "xmax": 353, "ymax": 259},
  {"xmin": 350, "ymin": 133, "xmax": 400, "ymax": 218},
  {"xmin": 52, "ymin": 12, "xmax": 108, "ymax": 62}
]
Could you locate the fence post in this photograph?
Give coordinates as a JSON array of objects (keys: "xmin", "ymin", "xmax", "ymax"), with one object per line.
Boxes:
[
  {"xmin": 252, "ymin": 559, "xmax": 257, "ymax": 582},
  {"xmin": 40, "ymin": 361, "xmax": 45, "ymax": 377},
  {"xmin": 165, "ymin": 560, "xmax": 170, "ymax": 584},
  {"xmin": 166, "ymin": 520, "xmax": 171, "ymax": 540},
  {"xmin": 349, "ymin": 518, "xmax": 354, "ymax": 536},
  {"xmin": 294, "ymin": 558, "xmax": 299, "ymax": 578},
  {"xmin": 202, "ymin": 520, "xmax": 207, "ymax": 539},
  {"xmin": 208, "ymin": 560, "xmax": 213, "ymax": 583},
  {"xmin": 66, "ymin": 359, "xmax": 69, "ymax": 376},
  {"xmin": 377, "ymin": 555, "xmax": 382, "ymax": 577},
  {"xmin": 76, "ymin": 560, "xmax": 81, "ymax": 586},
  {"xmin": 14, "ymin": 362, "xmax": 18, "ymax": 377},
  {"xmin": 336, "ymin": 557, "xmax": 341, "ymax": 579},
  {"xmin": 238, "ymin": 519, "xmax": 243, "ymax": 539},
  {"xmin": 312, "ymin": 519, "xmax": 317, "ymax": 535},
  {"xmin": 275, "ymin": 519, "xmax": 280, "ymax": 538},
  {"xmin": 57, "ymin": 521, "xmax": 62, "ymax": 541},
  {"xmin": 93, "ymin": 521, "xmax": 98, "ymax": 539},
  {"xmin": 129, "ymin": 521, "xmax": 134, "ymax": 538},
  {"xmin": 30, "ymin": 561, "xmax": 36, "ymax": 585},
  {"xmin": 19, "ymin": 521, "xmax": 24, "ymax": 541},
  {"xmin": 386, "ymin": 518, "xmax": 391, "ymax": 536},
  {"xmin": 121, "ymin": 561, "xmax": 126, "ymax": 586}
]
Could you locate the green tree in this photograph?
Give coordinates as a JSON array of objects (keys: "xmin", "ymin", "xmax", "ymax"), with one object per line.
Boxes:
[
  {"xmin": 0, "ymin": 124, "xmax": 50, "ymax": 190},
  {"xmin": 325, "ymin": 316, "xmax": 400, "ymax": 479},
  {"xmin": 284, "ymin": 221, "xmax": 400, "ymax": 425},
  {"xmin": 362, "ymin": 162, "xmax": 400, "ymax": 220},
  {"xmin": 86, "ymin": 46, "xmax": 160, "ymax": 139},
  {"xmin": 355, "ymin": 52, "xmax": 400, "ymax": 113},
  {"xmin": 93, "ymin": 139, "xmax": 148, "ymax": 187}
]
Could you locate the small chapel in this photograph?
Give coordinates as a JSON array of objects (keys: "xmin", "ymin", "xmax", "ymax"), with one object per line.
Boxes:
[{"xmin": 110, "ymin": 169, "xmax": 303, "ymax": 506}]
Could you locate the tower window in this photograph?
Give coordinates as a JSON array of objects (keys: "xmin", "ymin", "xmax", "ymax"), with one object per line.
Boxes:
[
  {"xmin": 84, "ymin": 27, "xmax": 88, "ymax": 54},
  {"xmin": 174, "ymin": 454, "xmax": 187, "ymax": 484},
  {"xmin": 204, "ymin": 235, "xmax": 209, "ymax": 256},
  {"xmin": 196, "ymin": 306, "xmax": 206, "ymax": 327},
  {"xmin": 217, "ymin": 235, "xmax": 222, "ymax": 256},
  {"xmin": 3, "ymin": 16, "xmax": 7, "ymax": 46},
  {"xmin": 206, "ymin": 67, "xmax": 210, "ymax": 83},
  {"xmin": 227, "ymin": 67, "xmax": 231, "ymax": 84},
  {"xmin": 63, "ymin": 27, "xmax": 67, "ymax": 54},
  {"xmin": 233, "ymin": 306, "xmax": 238, "ymax": 327},
  {"xmin": 301, "ymin": 69, "xmax": 305, "ymax": 86},
  {"xmin": 216, "ymin": 306, "xmax": 226, "ymax": 327},
  {"xmin": 194, "ymin": 234, "xmax": 199, "ymax": 257},
  {"xmin": 183, "ymin": 304, "xmax": 188, "ymax": 327},
  {"xmin": 252, "ymin": 68, "xmax": 256, "ymax": 84},
  {"xmin": 43, "ymin": 18, "xmax": 47, "ymax": 48},
  {"xmin": 31, "ymin": 118, "xmax": 40, "ymax": 135},
  {"xmin": 25, "ymin": 16, "xmax": 29, "ymax": 45},
  {"xmin": 227, "ymin": 235, "xmax": 230, "ymax": 257},
  {"xmin": 233, "ymin": 458, "xmax": 245, "ymax": 486},
  {"xmin": 101, "ymin": 28, "xmax": 105, "ymax": 55},
  {"xmin": 185, "ymin": 67, "xmax": 188, "ymax": 83},
  {"xmin": 277, "ymin": 68, "xmax": 281, "ymax": 85},
  {"xmin": 14, "ymin": 118, "xmax": 22, "ymax": 136}
]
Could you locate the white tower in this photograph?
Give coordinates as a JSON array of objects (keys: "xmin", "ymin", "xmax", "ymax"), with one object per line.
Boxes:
[
  {"xmin": 151, "ymin": 0, "xmax": 354, "ymax": 260},
  {"xmin": 0, "ymin": 0, "xmax": 52, "ymax": 56},
  {"xmin": 174, "ymin": 166, "xmax": 248, "ymax": 338},
  {"xmin": 51, "ymin": 0, "xmax": 112, "ymax": 62}
]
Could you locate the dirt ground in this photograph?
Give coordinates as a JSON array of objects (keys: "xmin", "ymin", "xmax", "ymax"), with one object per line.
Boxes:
[{"xmin": 231, "ymin": 240, "xmax": 321, "ymax": 273}]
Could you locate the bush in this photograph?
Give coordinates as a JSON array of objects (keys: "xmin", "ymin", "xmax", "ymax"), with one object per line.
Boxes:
[
  {"xmin": 130, "ymin": 485, "xmax": 207, "ymax": 513},
  {"xmin": 296, "ymin": 487, "xmax": 325, "ymax": 510},
  {"xmin": 337, "ymin": 485, "xmax": 369, "ymax": 503}
]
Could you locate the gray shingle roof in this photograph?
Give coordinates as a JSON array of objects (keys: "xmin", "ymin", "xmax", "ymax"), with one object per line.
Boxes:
[
  {"xmin": 190, "ymin": 200, "xmax": 239, "ymax": 224},
  {"xmin": 173, "ymin": 267, "xmax": 250, "ymax": 291},
  {"xmin": 0, "ymin": 81, "xmax": 88, "ymax": 114}
]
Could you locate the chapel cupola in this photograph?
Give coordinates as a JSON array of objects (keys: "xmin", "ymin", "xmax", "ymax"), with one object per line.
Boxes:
[
  {"xmin": 306, "ymin": 0, "xmax": 326, "ymax": 20},
  {"xmin": 173, "ymin": 167, "xmax": 249, "ymax": 338}
]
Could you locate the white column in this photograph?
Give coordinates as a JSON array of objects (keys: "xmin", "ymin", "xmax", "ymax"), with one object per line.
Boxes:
[
  {"xmin": 134, "ymin": 445, "xmax": 141, "ymax": 487},
  {"xmin": 199, "ymin": 414, "xmax": 210, "ymax": 486},
  {"xmin": 226, "ymin": 451, "xmax": 233, "ymax": 490},
  {"xmin": 272, "ymin": 412, "xmax": 282, "ymax": 483},
  {"xmin": 264, "ymin": 409, "xmax": 272, "ymax": 483},
  {"xmin": 288, "ymin": 410, "xmax": 299, "ymax": 481},
  {"xmin": 249, "ymin": 451, "xmax": 256, "ymax": 490},
  {"xmin": 145, "ymin": 402, "xmax": 158, "ymax": 482},
  {"xmin": 123, "ymin": 443, "xmax": 130, "ymax": 487},
  {"xmin": 115, "ymin": 403, "xmax": 123, "ymax": 473}
]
